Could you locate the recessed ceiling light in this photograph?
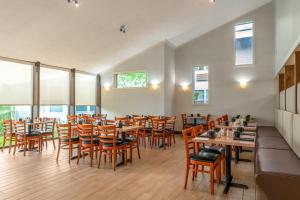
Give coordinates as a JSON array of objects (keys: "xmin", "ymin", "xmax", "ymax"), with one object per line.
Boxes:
[
  {"xmin": 210, "ymin": 0, "xmax": 216, "ymax": 3},
  {"xmin": 68, "ymin": 0, "xmax": 79, "ymax": 7}
]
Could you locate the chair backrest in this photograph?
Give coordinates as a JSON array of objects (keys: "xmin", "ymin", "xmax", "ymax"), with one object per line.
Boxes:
[
  {"xmin": 181, "ymin": 114, "xmax": 188, "ymax": 125},
  {"xmin": 77, "ymin": 124, "xmax": 94, "ymax": 143},
  {"xmin": 151, "ymin": 118, "xmax": 166, "ymax": 131},
  {"xmin": 133, "ymin": 117, "xmax": 146, "ymax": 127},
  {"xmin": 192, "ymin": 125, "xmax": 204, "ymax": 137},
  {"xmin": 222, "ymin": 115, "xmax": 229, "ymax": 122},
  {"xmin": 56, "ymin": 123, "xmax": 71, "ymax": 141},
  {"xmin": 67, "ymin": 115, "xmax": 77, "ymax": 124},
  {"xmin": 14, "ymin": 120, "xmax": 26, "ymax": 138},
  {"xmin": 86, "ymin": 117, "xmax": 96, "ymax": 124},
  {"xmin": 97, "ymin": 125, "xmax": 117, "ymax": 147},
  {"xmin": 166, "ymin": 116, "xmax": 176, "ymax": 130},
  {"xmin": 115, "ymin": 117, "xmax": 129, "ymax": 124},
  {"xmin": 208, "ymin": 120, "xmax": 215, "ymax": 130},
  {"xmin": 2, "ymin": 120, "xmax": 14, "ymax": 137},
  {"xmin": 43, "ymin": 118, "xmax": 56, "ymax": 132},
  {"xmin": 132, "ymin": 114, "xmax": 143, "ymax": 118},
  {"xmin": 182, "ymin": 128, "xmax": 195, "ymax": 162},
  {"xmin": 216, "ymin": 117, "xmax": 223, "ymax": 125}
]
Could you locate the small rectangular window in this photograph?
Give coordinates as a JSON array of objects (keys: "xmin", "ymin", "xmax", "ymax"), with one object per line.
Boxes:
[
  {"xmin": 193, "ymin": 66, "xmax": 209, "ymax": 104},
  {"xmin": 115, "ymin": 71, "xmax": 147, "ymax": 88},
  {"xmin": 235, "ymin": 22, "xmax": 254, "ymax": 66}
]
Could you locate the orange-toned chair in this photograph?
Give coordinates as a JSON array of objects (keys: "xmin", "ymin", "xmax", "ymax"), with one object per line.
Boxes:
[
  {"xmin": 182, "ymin": 128, "xmax": 221, "ymax": 195},
  {"xmin": 2, "ymin": 120, "xmax": 15, "ymax": 153},
  {"xmin": 181, "ymin": 114, "xmax": 193, "ymax": 129}
]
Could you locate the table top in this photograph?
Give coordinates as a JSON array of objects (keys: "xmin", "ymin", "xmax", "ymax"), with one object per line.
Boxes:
[
  {"xmin": 117, "ymin": 125, "xmax": 142, "ymax": 133},
  {"xmin": 27, "ymin": 122, "xmax": 48, "ymax": 126},
  {"xmin": 187, "ymin": 116, "xmax": 206, "ymax": 119},
  {"xmin": 216, "ymin": 123, "xmax": 257, "ymax": 132},
  {"xmin": 193, "ymin": 133, "xmax": 255, "ymax": 148}
]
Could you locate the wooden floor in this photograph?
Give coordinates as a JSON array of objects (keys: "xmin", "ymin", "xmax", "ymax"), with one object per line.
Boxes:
[{"xmin": 0, "ymin": 136, "xmax": 259, "ymax": 200}]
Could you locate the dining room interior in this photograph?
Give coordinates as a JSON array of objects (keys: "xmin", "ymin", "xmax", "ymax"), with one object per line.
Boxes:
[{"xmin": 0, "ymin": 0, "xmax": 300, "ymax": 200}]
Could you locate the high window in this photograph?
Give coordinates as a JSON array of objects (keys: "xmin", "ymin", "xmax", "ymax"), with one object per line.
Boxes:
[
  {"xmin": 75, "ymin": 105, "xmax": 96, "ymax": 115},
  {"xmin": 193, "ymin": 66, "xmax": 209, "ymax": 104},
  {"xmin": 115, "ymin": 71, "xmax": 147, "ymax": 88},
  {"xmin": 235, "ymin": 22, "xmax": 254, "ymax": 66}
]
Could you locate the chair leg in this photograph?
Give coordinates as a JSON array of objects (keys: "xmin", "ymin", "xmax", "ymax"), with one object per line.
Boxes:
[
  {"xmin": 124, "ymin": 147, "xmax": 127, "ymax": 166},
  {"xmin": 136, "ymin": 142, "xmax": 141, "ymax": 159},
  {"xmin": 173, "ymin": 134, "xmax": 176, "ymax": 144},
  {"xmin": 23, "ymin": 140, "xmax": 27, "ymax": 156},
  {"xmin": 192, "ymin": 165, "xmax": 196, "ymax": 181},
  {"xmin": 13, "ymin": 141, "xmax": 17, "ymax": 155},
  {"xmin": 9, "ymin": 138, "xmax": 13, "ymax": 154},
  {"xmin": 143, "ymin": 134, "xmax": 146, "ymax": 148},
  {"xmin": 56, "ymin": 142, "xmax": 61, "ymax": 162},
  {"xmin": 98, "ymin": 149, "xmax": 102, "ymax": 168},
  {"xmin": 2, "ymin": 136, "xmax": 6, "ymax": 152},
  {"xmin": 68, "ymin": 144, "xmax": 72, "ymax": 164},
  {"xmin": 221, "ymin": 155, "xmax": 225, "ymax": 176},
  {"xmin": 216, "ymin": 162, "xmax": 221, "ymax": 184},
  {"xmin": 52, "ymin": 134, "xmax": 56, "ymax": 149},
  {"xmin": 90, "ymin": 147, "xmax": 94, "ymax": 167},
  {"xmin": 77, "ymin": 145, "xmax": 81, "ymax": 164},
  {"xmin": 113, "ymin": 149, "xmax": 117, "ymax": 171},
  {"xmin": 210, "ymin": 165, "xmax": 214, "ymax": 195},
  {"xmin": 184, "ymin": 163, "xmax": 190, "ymax": 189}
]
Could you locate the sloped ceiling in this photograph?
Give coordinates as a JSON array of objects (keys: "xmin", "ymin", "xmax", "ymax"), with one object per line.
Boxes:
[{"xmin": 0, "ymin": 0, "xmax": 271, "ymax": 73}]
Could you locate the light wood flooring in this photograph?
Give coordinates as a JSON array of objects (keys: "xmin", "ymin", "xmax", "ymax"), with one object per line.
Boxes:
[{"xmin": 0, "ymin": 136, "xmax": 259, "ymax": 200}]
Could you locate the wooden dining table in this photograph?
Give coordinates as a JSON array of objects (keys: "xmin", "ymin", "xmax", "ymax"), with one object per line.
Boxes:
[
  {"xmin": 187, "ymin": 116, "xmax": 207, "ymax": 126},
  {"xmin": 193, "ymin": 133, "xmax": 255, "ymax": 194}
]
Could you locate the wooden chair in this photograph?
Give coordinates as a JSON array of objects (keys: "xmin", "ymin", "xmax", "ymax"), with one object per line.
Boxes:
[
  {"xmin": 40, "ymin": 118, "xmax": 56, "ymax": 150},
  {"xmin": 165, "ymin": 116, "xmax": 176, "ymax": 145},
  {"xmin": 56, "ymin": 123, "xmax": 79, "ymax": 163},
  {"xmin": 182, "ymin": 128, "xmax": 221, "ymax": 195},
  {"xmin": 221, "ymin": 115, "xmax": 229, "ymax": 122},
  {"xmin": 181, "ymin": 114, "xmax": 193, "ymax": 129},
  {"xmin": 192, "ymin": 125, "xmax": 226, "ymax": 176},
  {"xmin": 77, "ymin": 124, "xmax": 98, "ymax": 167},
  {"xmin": 125, "ymin": 126, "xmax": 141, "ymax": 161},
  {"xmin": 115, "ymin": 117, "xmax": 129, "ymax": 125},
  {"xmin": 86, "ymin": 117, "xmax": 96, "ymax": 124},
  {"xmin": 67, "ymin": 115, "xmax": 77, "ymax": 125},
  {"xmin": 105, "ymin": 119, "xmax": 115, "ymax": 125},
  {"xmin": 78, "ymin": 115, "xmax": 89, "ymax": 123},
  {"xmin": 97, "ymin": 125, "xmax": 127, "ymax": 171},
  {"xmin": 207, "ymin": 120, "xmax": 216, "ymax": 130},
  {"xmin": 13, "ymin": 120, "xmax": 41, "ymax": 156},
  {"xmin": 133, "ymin": 117, "xmax": 149, "ymax": 148},
  {"xmin": 151, "ymin": 118, "xmax": 170, "ymax": 149},
  {"xmin": 2, "ymin": 120, "xmax": 15, "ymax": 153}
]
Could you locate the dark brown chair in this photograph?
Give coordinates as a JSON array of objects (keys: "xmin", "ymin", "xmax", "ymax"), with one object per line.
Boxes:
[
  {"xmin": 182, "ymin": 128, "xmax": 221, "ymax": 195},
  {"xmin": 56, "ymin": 123, "xmax": 79, "ymax": 163}
]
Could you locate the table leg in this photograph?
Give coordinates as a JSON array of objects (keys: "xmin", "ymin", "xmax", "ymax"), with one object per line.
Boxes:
[
  {"xmin": 116, "ymin": 132, "xmax": 126, "ymax": 166},
  {"xmin": 194, "ymin": 118, "xmax": 197, "ymax": 126},
  {"xmin": 223, "ymin": 145, "xmax": 248, "ymax": 194}
]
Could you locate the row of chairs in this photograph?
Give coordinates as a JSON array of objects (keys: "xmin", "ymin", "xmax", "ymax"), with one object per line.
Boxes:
[{"xmin": 1, "ymin": 118, "xmax": 56, "ymax": 156}]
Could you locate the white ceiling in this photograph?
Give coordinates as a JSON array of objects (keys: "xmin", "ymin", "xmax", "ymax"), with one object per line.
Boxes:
[{"xmin": 0, "ymin": 0, "xmax": 271, "ymax": 73}]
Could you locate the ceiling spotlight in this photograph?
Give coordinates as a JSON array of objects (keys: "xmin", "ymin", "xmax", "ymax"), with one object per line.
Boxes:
[
  {"xmin": 120, "ymin": 24, "xmax": 128, "ymax": 34},
  {"xmin": 68, "ymin": 0, "xmax": 79, "ymax": 7},
  {"xmin": 210, "ymin": 0, "xmax": 216, "ymax": 3}
]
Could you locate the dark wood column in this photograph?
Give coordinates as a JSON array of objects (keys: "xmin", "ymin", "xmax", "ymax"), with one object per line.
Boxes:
[
  {"xmin": 96, "ymin": 74, "xmax": 101, "ymax": 114},
  {"xmin": 69, "ymin": 68, "xmax": 76, "ymax": 115},
  {"xmin": 32, "ymin": 62, "xmax": 40, "ymax": 119}
]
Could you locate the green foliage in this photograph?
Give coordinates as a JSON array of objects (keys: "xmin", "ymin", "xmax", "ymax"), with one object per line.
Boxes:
[{"xmin": 116, "ymin": 72, "xmax": 146, "ymax": 88}]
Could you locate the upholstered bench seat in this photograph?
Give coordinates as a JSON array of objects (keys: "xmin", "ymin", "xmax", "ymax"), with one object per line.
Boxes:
[
  {"xmin": 255, "ymin": 148, "xmax": 300, "ymax": 200},
  {"xmin": 257, "ymin": 126, "xmax": 281, "ymax": 138},
  {"xmin": 257, "ymin": 136, "xmax": 290, "ymax": 150}
]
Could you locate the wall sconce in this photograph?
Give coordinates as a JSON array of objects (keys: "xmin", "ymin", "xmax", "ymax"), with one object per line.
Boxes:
[
  {"xmin": 104, "ymin": 84, "xmax": 110, "ymax": 91},
  {"xmin": 181, "ymin": 83, "xmax": 189, "ymax": 91},
  {"xmin": 239, "ymin": 80, "xmax": 248, "ymax": 89},
  {"xmin": 152, "ymin": 83, "xmax": 159, "ymax": 90}
]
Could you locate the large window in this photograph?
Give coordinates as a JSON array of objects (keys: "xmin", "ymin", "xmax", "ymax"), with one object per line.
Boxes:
[
  {"xmin": 235, "ymin": 22, "xmax": 254, "ymax": 66},
  {"xmin": 40, "ymin": 67, "xmax": 70, "ymax": 105},
  {"xmin": 75, "ymin": 73, "xmax": 96, "ymax": 105},
  {"xmin": 0, "ymin": 60, "xmax": 33, "ymax": 104},
  {"xmin": 75, "ymin": 105, "xmax": 96, "ymax": 115},
  {"xmin": 40, "ymin": 105, "xmax": 68, "ymax": 123},
  {"xmin": 115, "ymin": 71, "xmax": 147, "ymax": 88},
  {"xmin": 193, "ymin": 66, "xmax": 209, "ymax": 104}
]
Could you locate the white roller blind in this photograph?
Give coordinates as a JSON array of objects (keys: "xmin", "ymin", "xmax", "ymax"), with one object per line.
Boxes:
[
  {"xmin": 0, "ymin": 60, "xmax": 32, "ymax": 105},
  {"xmin": 40, "ymin": 67, "xmax": 70, "ymax": 105},
  {"xmin": 75, "ymin": 73, "xmax": 96, "ymax": 105}
]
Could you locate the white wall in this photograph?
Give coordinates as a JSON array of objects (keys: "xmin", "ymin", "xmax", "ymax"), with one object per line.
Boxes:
[
  {"xmin": 274, "ymin": 0, "xmax": 300, "ymax": 74},
  {"xmin": 175, "ymin": 4, "xmax": 275, "ymax": 127},
  {"xmin": 101, "ymin": 42, "xmax": 176, "ymax": 119},
  {"xmin": 164, "ymin": 42, "xmax": 176, "ymax": 116}
]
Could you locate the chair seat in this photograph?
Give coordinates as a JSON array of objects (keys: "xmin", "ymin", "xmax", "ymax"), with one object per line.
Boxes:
[
  {"xmin": 61, "ymin": 137, "xmax": 79, "ymax": 143},
  {"xmin": 18, "ymin": 133, "xmax": 40, "ymax": 138},
  {"xmin": 203, "ymin": 146, "xmax": 225, "ymax": 154},
  {"xmin": 190, "ymin": 151, "xmax": 219, "ymax": 163},
  {"xmin": 102, "ymin": 141, "xmax": 127, "ymax": 147},
  {"xmin": 125, "ymin": 137, "xmax": 136, "ymax": 143},
  {"xmin": 82, "ymin": 139, "xmax": 99, "ymax": 144}
]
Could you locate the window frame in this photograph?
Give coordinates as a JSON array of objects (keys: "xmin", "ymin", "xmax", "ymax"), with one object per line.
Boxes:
[
  {"xmin": 192, "ymin": 65, "xmax": 210, "ymax": 105},
  {"xmin": 234, "ymin": 21, "xmax": 256, "ymax": 67},
  {"xmin": 113, "ymin": 70, "xmax": 148, "ymax": 89}
]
